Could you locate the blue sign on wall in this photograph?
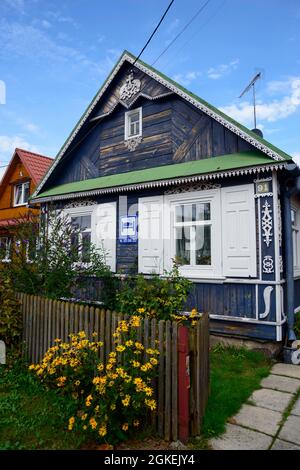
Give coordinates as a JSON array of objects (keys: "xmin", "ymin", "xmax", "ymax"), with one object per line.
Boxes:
[{"xmin": 119, "ymin": 215, "xmax": 138, "ymax": 244}]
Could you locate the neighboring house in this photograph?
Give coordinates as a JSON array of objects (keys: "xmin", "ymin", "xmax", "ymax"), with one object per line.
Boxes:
[
  {"xmin": 31, "ymin": 50, "xmax": 300, "ymax": 343},
  {"xmin": 0, "ymin": 148, "xmax": 53, "ymax": 261}
]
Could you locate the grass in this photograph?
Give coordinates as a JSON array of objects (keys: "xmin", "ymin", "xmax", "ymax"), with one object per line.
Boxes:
[
  {"xmin": 0, "ymin": 346, "xmax": 272, "ymax": 450},
  {"xmin": 189, "ymin": 345, "xmax": 272, "ymax": 449},
  {"xmin": 0, "ymin": 359, "xmax": 86, "ymax": 450}
]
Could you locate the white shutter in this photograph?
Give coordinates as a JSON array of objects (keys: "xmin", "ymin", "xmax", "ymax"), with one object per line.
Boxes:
[
  {"xmin": 222, "ymin": 184, "xmax": 256, "ymax": 277},
  {"xmin": 138, "ymin": 196, "xmax": 164, "ymax": 274},
  {"xmin": 92, "ymin": 202, "xmax": 116, "ymax": 272}
]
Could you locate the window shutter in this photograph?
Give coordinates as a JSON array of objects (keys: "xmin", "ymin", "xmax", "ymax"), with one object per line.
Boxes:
[
  {"xmin": 222, "ymin": 184, "xmax": 257, "ymax": 277},
  {"xmin": 138, "ymin": 196, "xmax": 164, "ymax": 274},
  {"xmin": 92, "ymin": 202, "xmax": 116, "ymax": 272}
]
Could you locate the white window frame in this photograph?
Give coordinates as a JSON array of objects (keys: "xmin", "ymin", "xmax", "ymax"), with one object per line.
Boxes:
[
  {"xmin": 0, "ymin": 237, "xmax": 12, "ymax": 262},
  {"xmin": 124, "ymin": 107, "xmax": 142, "ymax": 140},
  {"xmin": 14, "ymin": 181, "xmax": 30, "ymax": 207},
  {"xmin": 163, "ymin": 189, "xmax": 222, "ymax": 279},
  {"xmin": 292, "ymin": 206, "xmax": 300, "ymax": 277},
  {"xmin": 63, "ymin": 206, "xmax": 93, "ymax": 265}
]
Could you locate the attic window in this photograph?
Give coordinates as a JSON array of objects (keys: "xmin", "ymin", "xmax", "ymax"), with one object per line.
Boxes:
[
  {"xmin": 14, "ymin": 181, "xmax": 30, "ymax": 206},
  {"xmin": 125, "ymin": 107, "xmax": 142, "ymax": 140}
]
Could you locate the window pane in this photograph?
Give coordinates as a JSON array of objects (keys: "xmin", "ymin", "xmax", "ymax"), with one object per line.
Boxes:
[
  {"xmin": 193, "ymin": 203, "xmax": 211, "ymax": 221},
  {"xmin": 195, "ymin": 225, "xmax": 211, "ymax": 265},
  {"xmin": 70, "ymin": 233, "xmax": 79, "ymax": 260},
  {"xmin": 23, "ymin": 182, "xmax": 30, "ymax": 204},
  {"xmin": 291, "ymin": 209, "xmax": 296, "ymax": 225},
  {"xmin": 130, "ymin": 112, "xmax": 139, "ymax": 123},
  {"xmin": 15, "ymin": 185, "xmax": 23, "ymax": 205},
  {"xmin": 71, "ymin": 216, "xmax": 91, "ymax": 230},
  {"xmin": 175, "ymin": 227, "xmax": 190, "ymax": 265},
  {"xmin": 82, "ymin": 232, "xmax": 91, "ymax": 263}
]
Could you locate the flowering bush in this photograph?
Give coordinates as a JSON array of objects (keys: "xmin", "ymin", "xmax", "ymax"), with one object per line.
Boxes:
[
  {"xmin": 30, "ymin": 316, "xmax": 159, "ymax": 445},
  {"xmin": 0, "ymin": 277, "xmax": 22, "ymax": 349},
  {"xmin": 29, "ymin": 331, "xmax": 103, "ymax": 400}
]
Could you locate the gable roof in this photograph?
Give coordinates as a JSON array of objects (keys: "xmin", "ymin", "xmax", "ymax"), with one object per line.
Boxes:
[
  {"xmin": 0, "ymin": 148, "xmax": 53, "ymax": 193},
  {"xmin": 31, "ymin": 151, "xmax": 286, "ymax": 203},
  {"xmin": 32, "ymin": 50, "xmax": 292, "ymax": 199}
]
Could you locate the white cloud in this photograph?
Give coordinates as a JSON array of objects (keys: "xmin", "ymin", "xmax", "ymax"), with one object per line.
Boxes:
[
  {"xmin": 166, "ymin": 18, "xmax": 180, "ymax": 34},
  {"xmin": 293, "ymin": 153, "xmax": 300, "ymax": 167},
  {"xmin": 2, "ymin": 0, "xmax": 24, "ymax": 12},
  {"xmin": 173, "ymin": 71, "xmax": 201, "ymax": 86},
  {"xmin": 0, "ymin": 135, "xmax": 39, "ymax": 161},
  {"xmin": 220, "ymin": 77, "xmax": 300, "ymax": 125},
  {"xmin": 207, "ymin": 59, "xmax": 239, "ymax": 80}
]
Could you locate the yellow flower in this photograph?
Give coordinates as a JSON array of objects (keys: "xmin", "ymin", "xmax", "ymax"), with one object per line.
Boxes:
[
  {"xmin": 190, "ymin": 308, "xmax": 197, "ymax": 318},
  {"xmin": 85, "ymin": 394, "xmax": 93, "ymax": 407},
  {"xmin": 135, "ymin": 342, "xmax": 144, "ymax": 350},
  {"xmin": 75, "ymin": 380, "xmax": 80, "ymax": 386},
  {"xmin": 109, "ymin": 351, "xmax": 117, "ymax": 358},
  {"xmin": 78, "ymin": 331, "xmax": 86, "ymax": 338},
  {"xmin": 28, "ymin": 364, "xmax": 35, "ymax": 370},
  {"xmin": 56, "ymin": 376, "xmax": 67, "ymax": 387},
  {"xmin": 89, "ymin": 417, "xmax": 97, "ymax": 429},
  {"xmin": 81, "ymin": 413, "xmax": 87, "ymax": 421},
  {"xmin": 137, "ymin": 308, "xmax": 145, "ymax": 314},
  {"xmin": 83, "ymin": 425, "xmax": 87, "ymax": 430},
  {"xmin": 68, "ymin": 416, "xmax": 75, "ymax": 430},
  {"xmin": 110, "ymin": 403, "xmax": 116, "ymax": 411},
  {"xmin": 150, "ymin": 357, "xmax": 158, "ymax": 366},
  {"xmin": 125, "ymin": 340, "xmax": 133, "ymax": 347},
  {"xmin": 97, "ymin": 363, "xmax": 104, "ymax": 372},
  {"xmin": 122, "ymin": 423, "xmax": 129, "ymax": 431},
  {"xmin": 145, "ymin": 399, "xmax": 156, "ymax": 410},
  {"xmin": 54, "ymin": 338, "xmax": 61, "ymax": 343},
  {"xmin": 106, "ymin": 363, "xmax": 113, "ymax": 371},
  {"xmin": 122, "ymin": 395, "xmax": 131, "ymax": 407},
  {"xmin": 99, "ymin": 424, "xmax": 107, "ymax": 437},
  {"xmin": 133, "ymin": 420, "xmax": 139, "ymax": 427},
  {"xmin": 144, "ymin": 387, "xmax": 153, "ymax": 396},
  {"xmin": 116, "ymin": 345, "xmax": 126, "ymax": 353},
  {"xmin": 132, "ymin": 360, "xmax": 140, "ymax": 368}
]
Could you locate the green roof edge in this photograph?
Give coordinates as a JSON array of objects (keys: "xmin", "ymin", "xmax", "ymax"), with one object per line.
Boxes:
[{"xmin": 33, "ymin": 151, "xmax": 283, "ymax": 200}]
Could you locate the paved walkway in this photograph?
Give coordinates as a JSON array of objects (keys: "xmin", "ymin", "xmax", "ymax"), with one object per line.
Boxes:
[{"xmin": 210, "ymin": 363, "xmax": 300, "ymax": 450}]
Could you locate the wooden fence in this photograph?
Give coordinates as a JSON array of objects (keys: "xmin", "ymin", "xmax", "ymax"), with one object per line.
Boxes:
[{"xmin": 16, "ymin": 293, "xmax": 210, "ymax": 441}]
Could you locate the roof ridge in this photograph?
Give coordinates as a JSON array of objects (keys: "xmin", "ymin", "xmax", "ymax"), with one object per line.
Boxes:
[{"xmin": 16, "ymin": 148, "xmax": 53, "ymax": 160}]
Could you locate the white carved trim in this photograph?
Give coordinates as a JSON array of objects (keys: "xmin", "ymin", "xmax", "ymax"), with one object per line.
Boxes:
[
  {"xmin": 259, "ymin": 286, "xmax": 274, "ymax": 319},
  {"xmin": 254, "ymin": 177, "xmax": 272, "ymax": 183},
  {"xmin": 262, "ymin": 255, "xmax": 274, "ymax": 274},
  {"xmin": 64, "ymin": 199, "xmax": 97, "ymax": 209},
  {"xmin": 254, "ymin": 192, "xmax": 273, "ymax": 199},
  {"xmin": 261, "ymin": 200, "xmax": 273, "ymax": 247},
  {"xmin": 31, "ymin": 163, "xmax": 286, "ymax": 204},
  {"xmin": 124, "ymin": 136, "xmax": 142, "ymax": 151},
  {"xmin": 119, "ymin": 72, "xmax": 141, "ymax": 100},
  {"xmin": 164, "ymin": 182, "xmax": 221, "ymax": 194},
  {"xmin": 33, "ymin": 53, "xmax": 287, "ymax": 199}
]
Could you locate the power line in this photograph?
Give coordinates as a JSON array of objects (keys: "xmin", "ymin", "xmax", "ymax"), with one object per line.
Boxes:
[
  {"xmin": 151, "ymin": 0, "xmax": 211, "ymax": 66},
  {"xmin": 133, "ymin": 0, "xmax": 175, "ymax": 65}
]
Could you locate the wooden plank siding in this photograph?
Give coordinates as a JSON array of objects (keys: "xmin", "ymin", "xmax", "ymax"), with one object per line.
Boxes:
[
  {"xmin": 17, "ymin": 293, "xmax": 209, "ymax": 441},
  {"xmin": 44, "ymin": 61, "xmax": 256, "ymax": 191}
]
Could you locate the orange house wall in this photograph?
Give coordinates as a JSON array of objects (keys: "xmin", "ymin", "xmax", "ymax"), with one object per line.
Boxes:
[{"xmin": 0, "ymin": 156, "xmax": 40, "ymax": 226}]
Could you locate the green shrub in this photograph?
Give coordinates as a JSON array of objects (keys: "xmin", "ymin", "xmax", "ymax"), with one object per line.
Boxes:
[
  {"xmin": 295, "ymin": 312, "xmax": 300, "ymax": 339},
  {"xmin": 115, "ymin": 262, "xmax": 192, "ymax": 321},
  {"xmin": 0, "ymin": 277, "xmax": 22, "ymax": 349}
]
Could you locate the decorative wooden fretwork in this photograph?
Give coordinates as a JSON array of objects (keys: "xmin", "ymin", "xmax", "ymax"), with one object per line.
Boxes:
[
  {"xmin": 261, "ymin": 200, "xmax": 273, "ymax": 247},
  {"xmin": 64, "ymin": 199, "xmax": 97, "ymax": 209},
  {"xmin": 124, "ymin": 136, "xmax": 143, "ymax": 152},
  {"xmin": 119, "ymin": 72, "xmax": 141, "ymax": 101},
  {"xmin": 164, "ymin": 182, "xmax": 221, "ymax": 195},
  {"xmin": 262, "ymin": 255, "xmax": 274, "ymax": 274}
]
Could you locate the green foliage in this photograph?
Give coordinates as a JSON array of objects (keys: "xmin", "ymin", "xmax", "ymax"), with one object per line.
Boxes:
[
  {"xmin": 115, "ymin": 262, "xmax": 192, "ymax": 321},
  {"xmin": 0, "ymin": 277, "xmax": 22, "ymax": 349},
  {"xmin": 0, "ymin": 209, "xmax": 111, "ymax": 300},
  {"xmin": 295, "ymin": 312, "xmax": 300, "ymax": 339},
  {"xmin": 0, "ymin": 358, "xmax": 85, "ymax": 450}
]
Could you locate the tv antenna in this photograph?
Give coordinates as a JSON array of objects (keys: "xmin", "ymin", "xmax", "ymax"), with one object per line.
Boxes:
[{"xmin": 239, "ymin": 72, "xmax": 262, "ymax": 131}]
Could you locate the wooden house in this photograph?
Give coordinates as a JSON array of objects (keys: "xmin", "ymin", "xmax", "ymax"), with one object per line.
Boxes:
[
  {"xmin": 0, "ymin": 148, "xmax": 53, "ymax": 260},
  {"xmin": 31, "ymin": 51, "xmax": 300, "ymax": 343}
]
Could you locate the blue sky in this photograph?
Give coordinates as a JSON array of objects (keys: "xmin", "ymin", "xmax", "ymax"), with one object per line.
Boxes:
[{"xmin": 0, "ymin": 0, "xmax": 300, "ymax": 178}]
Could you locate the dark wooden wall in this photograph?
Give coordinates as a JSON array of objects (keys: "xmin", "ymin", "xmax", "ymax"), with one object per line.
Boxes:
[{"xmin": 47, "ymin": 61, "xmax": 256, "ymax": 188}]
